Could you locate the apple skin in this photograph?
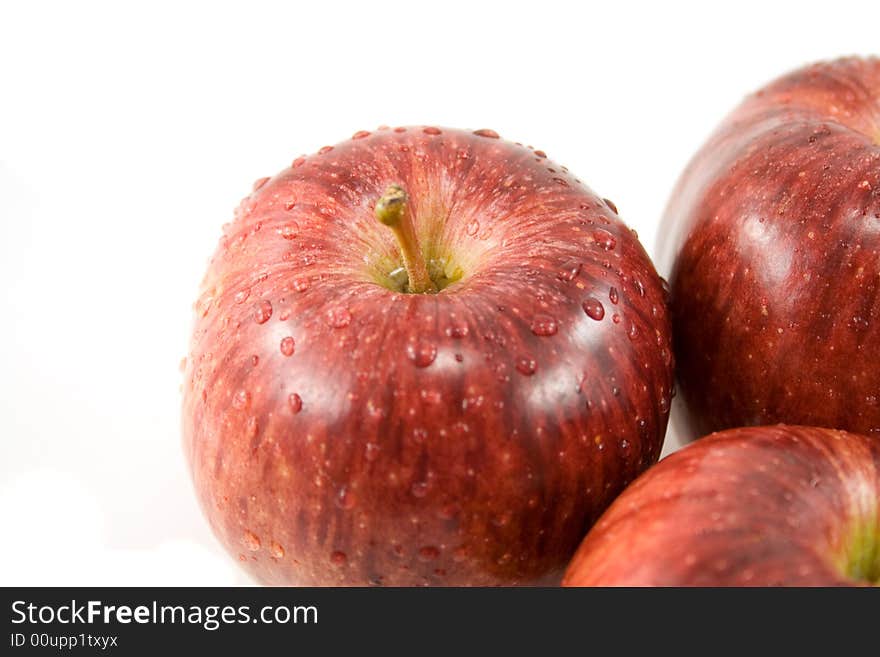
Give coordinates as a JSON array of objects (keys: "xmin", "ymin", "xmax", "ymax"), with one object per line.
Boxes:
[
  {"xmin": 563, "ymin": 425, "xmax": 880, "ymax": 586},
  {"xmin": 182, "ymin": 126, "xmax": 674, "ymax": 586},
  {"xmin": 656, "ymin": 57, "xmax": 880, "ymax": 440}
]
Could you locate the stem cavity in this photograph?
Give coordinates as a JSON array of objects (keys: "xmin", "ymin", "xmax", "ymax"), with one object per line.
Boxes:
[{"xmin": 375, "ymin": 184, "xmax": 438, "ymax": 294}]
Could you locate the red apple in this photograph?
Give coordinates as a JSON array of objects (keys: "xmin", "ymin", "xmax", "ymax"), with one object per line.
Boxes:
[
  {"xmin": 563, "ymin": 425, "xmax": 880, "ymax": 586},
  {"xmin": 182, "ymin": 126, "xmax": 674, "ymax": 585},
  {"xmin": 657, "ymin": 57, "xmax": 880, "ymax": 440}
]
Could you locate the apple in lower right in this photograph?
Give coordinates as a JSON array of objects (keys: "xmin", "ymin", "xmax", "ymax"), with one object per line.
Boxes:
[{"xmin": 562, "ymin": 425, "xmax": 880, "ymax": 586}]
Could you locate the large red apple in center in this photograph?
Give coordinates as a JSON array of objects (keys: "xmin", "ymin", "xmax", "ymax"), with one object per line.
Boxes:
[{"xmin": 182, "ymin": 126, "xmax": 673, "ymax": 585}]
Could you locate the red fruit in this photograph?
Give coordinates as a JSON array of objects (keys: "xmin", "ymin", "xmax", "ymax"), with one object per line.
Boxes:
[
  {"xmin": 182, "ymin": 126, "xmax": 673, "ymax": 585},
  {"xmin": 657, "ymin": 57, "xmax": 880, "ymax": 440},
  {"xmin": 563, "ymin": 425, "xmax": 880, "ymax": 587}
]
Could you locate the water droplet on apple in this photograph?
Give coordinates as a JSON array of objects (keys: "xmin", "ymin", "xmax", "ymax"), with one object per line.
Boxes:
[
  {"xmin": 609, "ymin": 287, "xmax": 619, "ymax": 304},
  {"xmin": 593, "ymin": 229, "xmax": 617, "ymax": 251},
  {"xmin": 318, "ymin": 145, "xmax": 334, "ymax": 155},
  {"xmin": 530, "ymin": 314, "xmax": 558, "ymax": 336},
  {"xmin": 412, "ymin": 427, "xmax": 428, "ymax": 443},
  {"xmin": 336, "ymin": 486, "xmax": 356, "ymax": 510},
  {"xmin": 279, "ymin": 223, "xmax": 299, "ymax": 240},
  {"xmin": 293, "ymin": 277, "xmax": 310, "ymax": 292},
  {"xmin": 407, "ymin": 340, "xmax": 437, "ymax": 367},
  {"xmin": 473, "ymin": 128, "xmax": 500, "ymax": 139},
  {"xmin": 603, "ymin": 198, "xmax": 619, "ymax": 214},
  {"xmin": 352, "ymin": 130, "xmax": 370, "ymax": 139},
  {"xmin": 446, "ymin": 322, "xmax": 469, "ymax": 339},
  {"xmin": 330, "ymin": 551, "xmax": 347, "ymax": 565},
  {"xmin": 242, "ymin": 530, "xmax": 261, "ymax": 551},
  {"xmin": 411, "ymin": 481, "xmax": 429, "ymax": 497},
  {"xmin": 287, "ymin": 393, "xmax": 302, "ymax": 414},
  {"xmin": 234, "ymin": 288, "xmax": 250, "ymax": 304},
  {"xmin": 466, "ymin": 219, "xmax": 480, "ymax": 236},
  {"xmin": 232, "ymin": 389, "xmax": 251, "ymax": 410},
  {"xmin": 270, "ymin": 541, "xmax": 285, "ymax": 559},
  {"xmin": 634, "ymin": 278, "xmax": 646, "ymax": 297},
  {"xmin": 254, "ymin": 300, "xmax": 273, "ymax": 324},
  {"xmin": 423, "ymin": 126, "xmax": 441, "ymax": 135},
  {"xmin": 516, "ymin": 357, "xmax": 537, "ymax": 376},
  {"xmin": 326, "ymin": 307, "xmax": 352, "ymax": 328},
  {"xmin": 557, "ymin": 260, "xmax": 581, "ymax": 282},
  {"xmin": 582, "ymin": 297, "xmax": 605, "ymax": 320},
  {"xmin": 280, "ymin": 336, "xmax": 296, "ymax": 356},
  {"xmin": 418, "ymin": 546, "xmax": 440, "ymax": 561}
]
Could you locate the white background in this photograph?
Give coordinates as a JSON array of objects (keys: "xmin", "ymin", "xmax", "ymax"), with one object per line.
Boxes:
[{"xmin": 1, "ymin": 0, "xmax": 877, "ymax": 585}]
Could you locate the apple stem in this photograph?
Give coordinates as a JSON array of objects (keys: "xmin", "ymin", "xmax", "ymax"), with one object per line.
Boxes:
[{"xmin": 374, "ymin": 184, "xmax": 437, "ymax": 294}]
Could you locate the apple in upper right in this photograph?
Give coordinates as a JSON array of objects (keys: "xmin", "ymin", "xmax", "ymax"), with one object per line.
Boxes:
[{"xmin": 656, "ymin": 57, "xmax": 880, "ymax": 440}]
